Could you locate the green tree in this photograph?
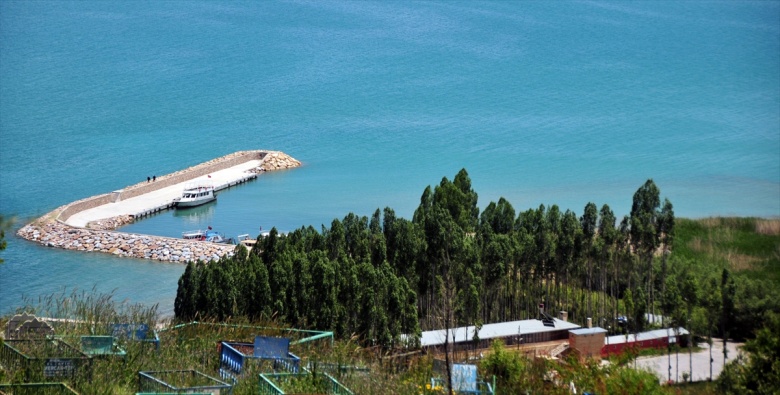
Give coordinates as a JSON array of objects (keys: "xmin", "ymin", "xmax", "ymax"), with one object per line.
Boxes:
[
  {"xmin": 662, "ymin": 274, "xmax": 683, "ymax": 382},
  {"xmin": 721, "ymin": 268, "xmax": 736, "ymax": 365},
  {"xmin": 679, "ymin": 267, "xmax": 699, "ymax": 382},
  {"xmin": 624, "ymin": 288, "xmax": 634, "ymax": 335},
  {"xmin": 581, "ymin": 202, "xmax": 598, "ymax": 319},
  {"xmin": 268, "ymin": 251, "xmax": 292, "ymax": 320},
  {"xmin": 559, "ymin": 209, "xmax": 582, "ymax": 313},
  {"xmin": 739, "ymin": 312, "xmax": 780, "ymax": 393},
  {"xmin": 244, "ymin": 254, "xmax": 272, "ymax": 319},
  {"xmin": 604, "ymin": 366, "xmax": 666, "ymax": 395},
  {"xmin": 630, "ymin": 179, "xmax": 661, "ymax": 317},
  {"xmin": 481, "ymin": 197, "xmax": 515, "ymax": 235},
  {"xmin": 598, "ymin": 204, "xmax": 618, "ymax": 324},
  {"xmin": 657, "ymin": 198, "xmax": 675, "ymax": 325},
  {"xmin": 309, "ymin": 250, "xmax": 339, "ymax": 333},
  {"xmin": 195, "ymin": 261, "xmax": 217, "ymax": 317},
  {"xmin": 718, "ymin": 313, "xmax": 780, "ymax": 394},
  {"xmin": 431, "ymin": 169, "xmax": 479, "ymax": 233},
  {"xmin": 480, "ymin": 232, "xmax": 511, "ymax": 322},
  {"xmin": 0, "ymin": 215, "xmax": 13, "ymax": 264},
  {"xmin": 481, "ymin": 340, "xmax": 528, "ymax": 393},
  {"xmin": 174, "ymin": 261, "xmax": 200, "ymax": 320},
  {"xmin": 633, "ymin": 286, "xmax": 647, "ymax": 333},
  {"xmin": 702, "ymin": 275, "xmax": 722, "ymax": 381}
]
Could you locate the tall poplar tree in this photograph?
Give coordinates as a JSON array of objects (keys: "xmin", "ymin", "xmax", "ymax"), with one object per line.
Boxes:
[
  {"xmin": 581, "ymin": 202, "xmax": 598, "ymax": 318},
  {"xmin": 630, "ymin": 179, "xmax": 661, "ymax": 316},
  {"xmin": 658, "ymin": 198, "xmax": 675, "ymax": 324},
  {"xmin": 598, "ymin": 204, "xmax": 617, "ymax": 321},
  {"xmin": 174, "ymin": 261, "xmax": 200, "ymax": 320}
]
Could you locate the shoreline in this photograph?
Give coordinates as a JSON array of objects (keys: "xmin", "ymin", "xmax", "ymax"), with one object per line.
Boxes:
[{"xmin": 16, "ymin": 150, "xmax": 301, "ymax": 263}]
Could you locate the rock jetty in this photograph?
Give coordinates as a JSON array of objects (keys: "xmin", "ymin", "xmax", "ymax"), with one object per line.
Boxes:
[
  {"xmin": 260, "ymin": 151, "xmax": 302, "ymax": 171},
  {"xmin": 17, "ymin": 222, "xmax": 234, "ymax": 263},
  {"xmin": 16, "ymin": 150, "xmax": 301, "ymax": 263}
]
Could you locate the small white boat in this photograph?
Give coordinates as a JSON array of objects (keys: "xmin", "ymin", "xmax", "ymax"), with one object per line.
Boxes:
[
  {"xmin": 176, "ymin": 184, "xmax": 216, "ymax": 208},
  {"xmin": 182, "ymin": 229, "xmax": 206, "ymax": 240},
  {"xmin": 236, "ymin": 234, "xmax": 257, "ymax": 249}
]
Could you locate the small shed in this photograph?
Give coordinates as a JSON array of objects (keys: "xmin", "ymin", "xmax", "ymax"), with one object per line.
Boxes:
[{"xmin": 568, "ymin": 327, "xmax": 608, "ymax": 360}]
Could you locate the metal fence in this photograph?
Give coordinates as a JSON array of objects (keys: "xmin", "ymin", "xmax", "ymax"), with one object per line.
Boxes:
[
  {"xmin": 138, "ymin": 370, "xmax": 232, "ymax": 395},
  {"xmin": 0, "ymin": 383, "xmax": 79, "ymax": 395},
  {"xmin": 0, "ymin": 339, "xmax": 91, "ymax": 382},
  {"xmin": 218, "ymin": 341, "xmax": 300, "ymax": 381},
  {"xmin": 258, "ymin": 372, "xmax": 353, "ymax": 395}
]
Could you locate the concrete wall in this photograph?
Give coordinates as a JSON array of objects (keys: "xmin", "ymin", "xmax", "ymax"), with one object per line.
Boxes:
[{"xmin": 58, "ymin": 194, "xmax": 115, "ymax": 223}]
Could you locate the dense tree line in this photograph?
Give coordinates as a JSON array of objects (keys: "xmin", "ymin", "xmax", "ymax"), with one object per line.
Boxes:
[
  {"xmin": 175, "ymin": 169, "xmax": 778, "ymax": 349},
  {"xmin": 175, "ymin": 223, "xmax": 421, "ymax": 348}
]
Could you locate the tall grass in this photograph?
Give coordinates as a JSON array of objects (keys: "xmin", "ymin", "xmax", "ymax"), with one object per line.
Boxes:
[
  {"xmin": 1, "ymin": 288, "xmax": 425, "ymax": 394},
  {"xmin": 754, "ymin": 219, "xmax": 780, "ymax": 236},
  {"xmin": 2, "ymin": 286, "xmax": 734, "ymax": 394},
  {"xmin": 674, "ymin": 218, "xmax": 780, "ymax": 284}
]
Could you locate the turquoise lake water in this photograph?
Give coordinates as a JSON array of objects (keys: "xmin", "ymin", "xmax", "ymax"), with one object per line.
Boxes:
[{"xmin": 1, "ymin": 1, "xmax": 778, "ymax": 316}]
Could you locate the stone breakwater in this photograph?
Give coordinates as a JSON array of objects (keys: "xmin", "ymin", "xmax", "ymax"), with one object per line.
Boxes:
[
  {"xmin": 260, "ymin": 151, "xmax": 302, "ymax": 171},
  {"xmin": 17, "ymin": 222, "xmax": 235, "ymax": 263},
  {"xmin": 16, "ymin": 150, "xmax": 300, "ymax": 263}
]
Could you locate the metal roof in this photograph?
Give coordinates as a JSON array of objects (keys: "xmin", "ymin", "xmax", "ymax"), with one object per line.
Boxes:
[
  {"xmin": 418, "ymin": 318, "xmax": 581, "ymax": 348},
  {"xmin": 569, "ymin": 327, "xmax": 608, "ymax": 335},
  {"xmin": 605, "ymin": 327, "xmax": 689, "ymax": 345}
]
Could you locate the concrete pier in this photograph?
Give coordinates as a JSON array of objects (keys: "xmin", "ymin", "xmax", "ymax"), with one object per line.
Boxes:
[
  {"xmin": 65, "ymin": 158, "xmax": 262, "ymax": 227},
  {"xmin": 17, "ymin": 150, "xmax": 301, "ymax": 263}
]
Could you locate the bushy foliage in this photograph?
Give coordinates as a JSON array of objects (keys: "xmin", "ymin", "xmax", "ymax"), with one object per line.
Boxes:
[
  {"xmin": 480, "ymin": 340, "xmax": 532, "ymax": 393},
  {"xmin": 174, "ymin": 227, "xmax": 421, "ymax": 348},
  {"xmin": 717, "ymin": 313, "xmax": 780, "ymax": 394},
  {"xmin": 0, "ymin": 214, "xmax": 12, "ymax": 264}
]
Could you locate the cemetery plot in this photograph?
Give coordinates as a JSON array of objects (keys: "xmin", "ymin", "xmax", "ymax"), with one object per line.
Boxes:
[
  {"xmin": 0, "ymin": 339, "xmax": 91, "ymax": 382},
  {"xmin": 138, "ymin": 370, "xmax": 232, "ymax": 394}
]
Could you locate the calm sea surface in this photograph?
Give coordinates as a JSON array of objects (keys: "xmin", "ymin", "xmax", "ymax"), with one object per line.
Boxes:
[{"xmin": 1, "ymin": 1, "xmax": 778, "ymax": 316}]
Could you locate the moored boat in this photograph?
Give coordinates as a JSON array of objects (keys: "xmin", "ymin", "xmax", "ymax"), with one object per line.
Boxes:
[
  {"xmin": 176, "ymin": 184, "xmax": 216, "ymax": 208},
  {"xmin": 182, "ymin": 229, "xmax": 206, "ymax": 240},
  {"xmin": 181, "ymin": 228, "xmax": 233, "ymax": 244}
]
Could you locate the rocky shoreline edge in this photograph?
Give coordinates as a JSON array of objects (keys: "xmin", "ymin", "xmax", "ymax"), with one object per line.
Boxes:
[{"xmin": 16, "ymin": 150, "xmax": 300, "ymax": 263}]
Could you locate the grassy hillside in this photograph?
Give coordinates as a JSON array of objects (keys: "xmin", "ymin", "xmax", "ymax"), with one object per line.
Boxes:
[{"xmin": 673, "ymin": 217, "xmax": 780, "ymax": 284}]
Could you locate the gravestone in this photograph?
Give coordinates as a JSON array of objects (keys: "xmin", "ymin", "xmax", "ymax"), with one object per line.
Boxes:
[{"xmin": 5, "ymin": 313, "xmax": 54, "ymax": 339}]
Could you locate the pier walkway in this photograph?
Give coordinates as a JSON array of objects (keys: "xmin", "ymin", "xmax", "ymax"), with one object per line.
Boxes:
[
  {"xmin": 18, "ymin": 150, "xmax": 300, "ymax": 262},
  {"xmin": 66, "ymin": 160, "xmax": 262, "ymax": 227}
]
